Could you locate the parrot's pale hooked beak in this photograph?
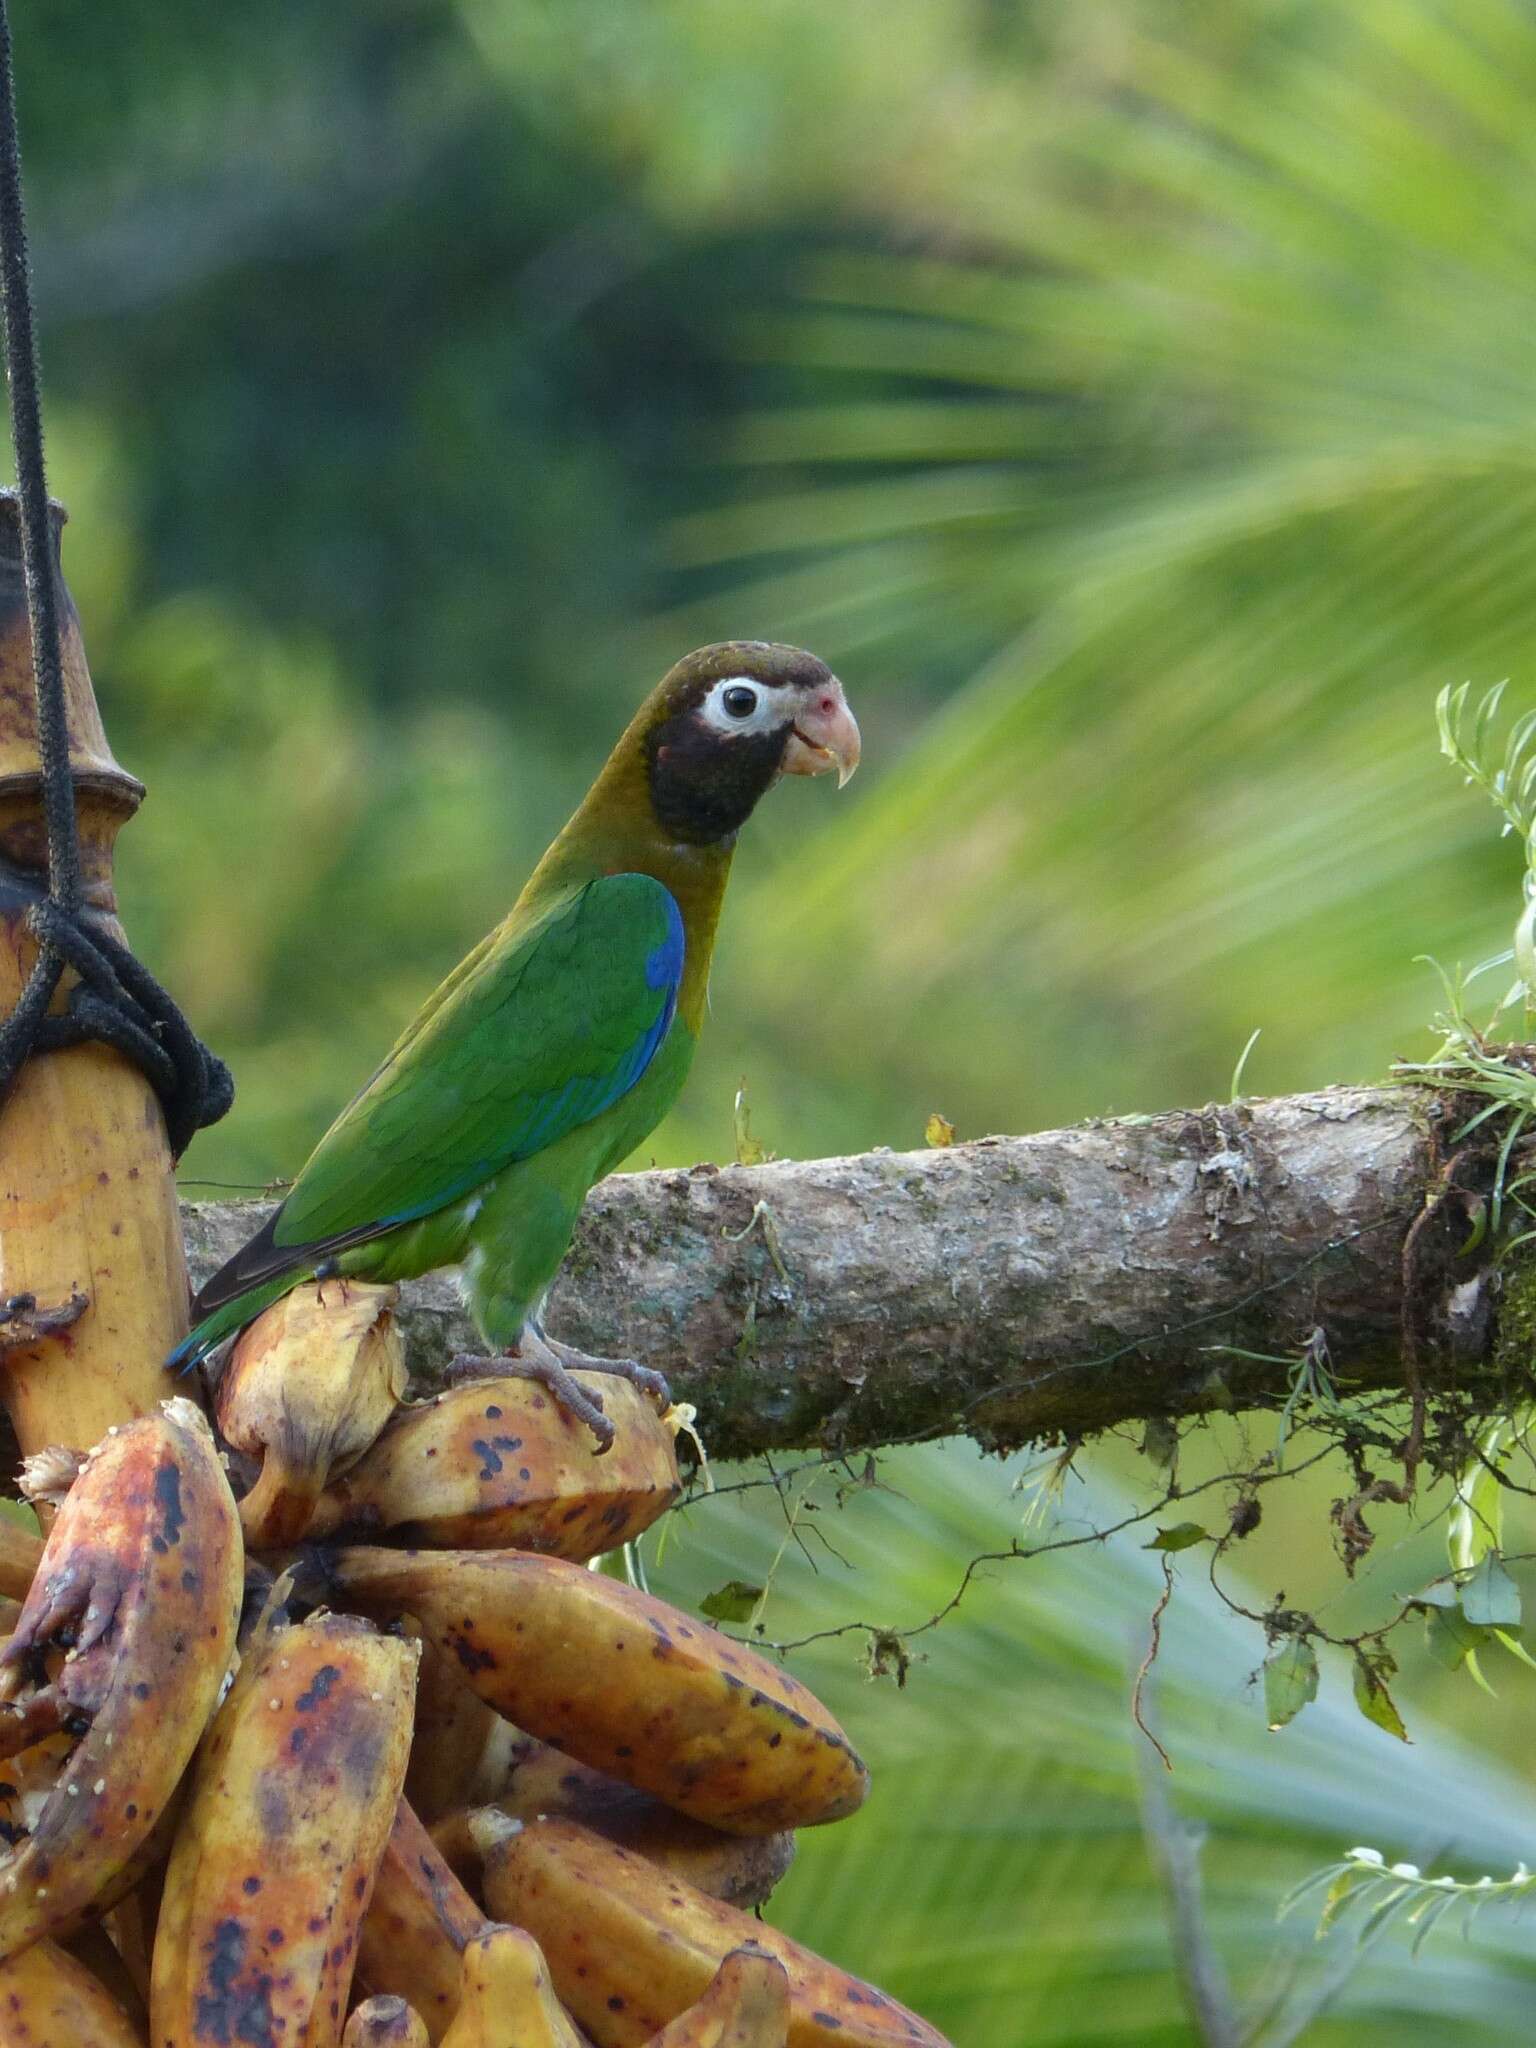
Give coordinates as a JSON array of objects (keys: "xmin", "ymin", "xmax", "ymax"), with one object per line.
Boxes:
[{"xmin": 783, "ymin": 679, "xmax": 861, "ymax": 787}]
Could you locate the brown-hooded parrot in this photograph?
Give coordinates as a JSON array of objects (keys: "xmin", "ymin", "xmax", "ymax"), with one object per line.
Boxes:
[{"xmin": 172, "ymin": 642, "xmax": 860, "ymax": 1446}]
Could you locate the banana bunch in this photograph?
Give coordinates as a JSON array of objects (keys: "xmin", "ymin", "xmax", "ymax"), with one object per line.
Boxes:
[{"xmin": 0, "ymin": 1281, "xmax": 951, "ymax": 2048}]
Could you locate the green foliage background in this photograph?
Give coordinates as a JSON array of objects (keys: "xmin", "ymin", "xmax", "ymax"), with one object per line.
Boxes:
[{"xmin": 21, "ymin": 2, "xmax": 1536, "ymax": 2038}]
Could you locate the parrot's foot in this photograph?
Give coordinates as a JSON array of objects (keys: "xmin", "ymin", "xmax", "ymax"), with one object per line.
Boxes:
[
  {"xmin": 447, "ymin": 1330, "xmax": 670, "ymax": 1456},
  {"xmin": 540, "ymin": 1331, "xmax": 671, "ymax": 1408}
]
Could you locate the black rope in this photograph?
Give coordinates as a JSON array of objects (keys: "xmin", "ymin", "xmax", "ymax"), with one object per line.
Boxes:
[{"xmin": 0, "ymin": 0, "xmax": 231, "ymax": 1158}]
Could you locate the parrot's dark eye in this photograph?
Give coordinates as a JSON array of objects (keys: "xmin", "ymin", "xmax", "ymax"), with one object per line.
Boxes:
[{"xmin": 721, "ymin": 684, "xmax": 758, "ymax": 719}]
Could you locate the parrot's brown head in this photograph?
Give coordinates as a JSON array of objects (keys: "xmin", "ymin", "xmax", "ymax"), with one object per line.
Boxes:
[{"xmin": 639, "ymin": 640, "xmax": 861, "ymax": 846}]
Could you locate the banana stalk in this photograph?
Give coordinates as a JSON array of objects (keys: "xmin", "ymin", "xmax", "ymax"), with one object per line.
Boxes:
[
  {"xmin": 0, "ymin": 495, "xmax": 190, "ymax": 1473},
  {"xmin": 151, "ymin": 1608, "xmax": 417, "ymax": 2048},
  {"xmin": 324, "ymin": 1548, "xmax": 867, "ymax": 1833},
  {"xmin": 0, "ymin": 1401, "xmax": 242, "ymax": 1958}
]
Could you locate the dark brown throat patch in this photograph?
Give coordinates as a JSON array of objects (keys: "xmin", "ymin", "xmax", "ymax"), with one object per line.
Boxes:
[{"xmin": 645, "ymin": 714, "xmax": 789, "ymax": 845}]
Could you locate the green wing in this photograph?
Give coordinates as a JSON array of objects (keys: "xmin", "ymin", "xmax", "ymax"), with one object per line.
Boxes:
[{"xmin": 273, "ymin": 873, "xmax": 684, "ymax": 1252}]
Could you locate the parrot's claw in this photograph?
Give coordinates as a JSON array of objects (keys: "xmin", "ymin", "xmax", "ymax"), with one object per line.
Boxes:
[
  {"xmin": 540, "ymin": 1333, "xmax": 671, "ymax": 1411},
  {"xmin": 449, "ymin": 1339, "xmax": 614, "ymax": 1454},
  {"xmin": 447, "ymin": 1330, "xmax": 670, "ymax": 1456}
]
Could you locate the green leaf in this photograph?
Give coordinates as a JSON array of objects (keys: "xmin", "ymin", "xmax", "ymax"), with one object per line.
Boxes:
[
  {"xmin": 1424, "ymin": 1604, "xmax": 1495, "ymax": 1673},
  {"xmin": 1409, "ymin": 1890, "xmax": 1462, "ymax": 1958},
  {"xmin": 1356, "ymin": 1882, "xmax": 1414, "ymax": 1943},
  {"xmin": 1403, "ymin": 1579, "xmax": 1460, "ymax": 1611},
  {"xmin": 1143, "ymin": 1522, "xmax": 1209, "ymax": 1552},
  {"xmin": 1493, "ymin": 1628, "xmax": 1536, "ymax": 1673},
  {"xmin": 1352, "ymin": 1653, "xmax": 1410, "ymax": 1744},
  {"xmin": 699, "ymin": 1579, "xmax": 765, "ymax": 1624},
  {"xmin": 1463, "ymin": 1551, "xmax": 1522, "ymax": 1630},
  {"xmin": 924, "ymin": 1111, "xmax": 956, "ymax": 1147},
  {"xmin": 1263, "ymin": 1637, "xmax": 1319, "ymax": 1731}
]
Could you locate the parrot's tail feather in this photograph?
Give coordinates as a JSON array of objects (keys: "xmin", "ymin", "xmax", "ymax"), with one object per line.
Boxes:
[
  {"xmin": 166, "ymin": 1269, "xmax": 307, "ymax": 1373},
  {"xmin": 165, "ymin": 1327, "xmax": 214, "ymax": 1375}
]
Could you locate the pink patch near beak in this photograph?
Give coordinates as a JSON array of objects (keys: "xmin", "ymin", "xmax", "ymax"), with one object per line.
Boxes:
[{"xmin": 782, "ymin": 680, "xmax": 861, "ymax": 786}]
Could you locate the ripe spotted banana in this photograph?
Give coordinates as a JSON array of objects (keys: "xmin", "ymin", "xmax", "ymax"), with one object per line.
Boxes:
[
  {"xmin": 307, "ymin": 1374, "xmax": 679, "ymax": 1558},
  {"xmin": 431, "ymin": 1738, "xmax": 794, "ymax": 1909},
  {"xmin": 217, "ymin": 1279, "xmax": 407, "ymax": 1548},
  {"xmin": 150, "ymin": 1607, "xmax": 417, "ymax": 2047},
  {"xmin": 355, "ymin": 1795, "xmax": 488, "ymax": 2043},
  {"xmin": 646, "ymin": 1947, "xmax": 790, "ymax": 2047},
  {"xmin": 345, "ymin": 1996, "xmax": 431, "ymax": 2047},
  {"xmin": 440, "ymin": 1925, "xmax": 584, "ymax": 2048},
  {"xmin": 0, "ymin": 1400, "xmax": 243, "ymax": 1960},
  {"xmin": 0, "ymin": 1934, "xmax": 147, "ymax": 2045},
  {"xmin": 324, "ymin": 1548, "xmax": 867, "ymax": 1833},
  {"xmin": 404, "ymin": 1639, "xmax": 527, "ymax": 1824},
  {"xmin": 479, "ymin": 1818, "xmax": 951, "ymax": 2048}
]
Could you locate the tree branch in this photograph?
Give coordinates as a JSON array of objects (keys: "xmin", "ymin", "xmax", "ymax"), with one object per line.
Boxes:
[{"xmin": 181, "ymin": 1085, "xmax": 1506, "ymax": 1461}]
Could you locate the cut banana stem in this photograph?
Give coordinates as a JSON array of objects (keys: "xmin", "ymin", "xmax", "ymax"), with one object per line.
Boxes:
[
  {"xmin": 307, "ymin": 1373, "xmax": 680, "ymax": 1559},
  {"xmin": 151, "ymin": 1609, "xmax": 417, "ymax": 2048},
  {"xmin": 345, "ymin": 1995, "xmax": 432, "ymax": 2047},
  {"xmin": 0, "ymin": 1935, "xmax": 148, "ymax": 2045},
  {"xmin": 481, "ymin": 1819, "xmax": 952, "ymax": 2048},
  {"xmin": 439, "ymin": 1925, "xmax": 584, "ymax": 2048},
  {"xmin": 404, "ymin": 1638, "xmax": 530, "ymax": 1825},
  {"xmin": 327, "ymin": 1549, "xmax": 867, "ymax": 1834},
  {"xmin": 355, "ymin": 1795, "xmax": 489, "ymax": 2044},
  {"xmin": 0, "ymin": 1402, "xmax": 243, "ymax": 1960},
  {"xmin": 432, "ymin": 1738, "xmax": 794, "ymax": 1910},
  {"xmin": 0, "ymin": 494, "xmax": 192, "ymax": 1479},
  {"xmin": 218, "ymin": 1280, "xmax": 407, "ymax": 1549},
  {"xmin": 645, "ymin": 1947, "xmax": 791, "ymax": 2047}
]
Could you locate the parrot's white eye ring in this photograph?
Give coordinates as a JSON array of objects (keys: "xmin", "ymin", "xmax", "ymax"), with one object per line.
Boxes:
[{"xmin": 699, "ymin": 677, "xmax": 777, "ymax": 735}]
